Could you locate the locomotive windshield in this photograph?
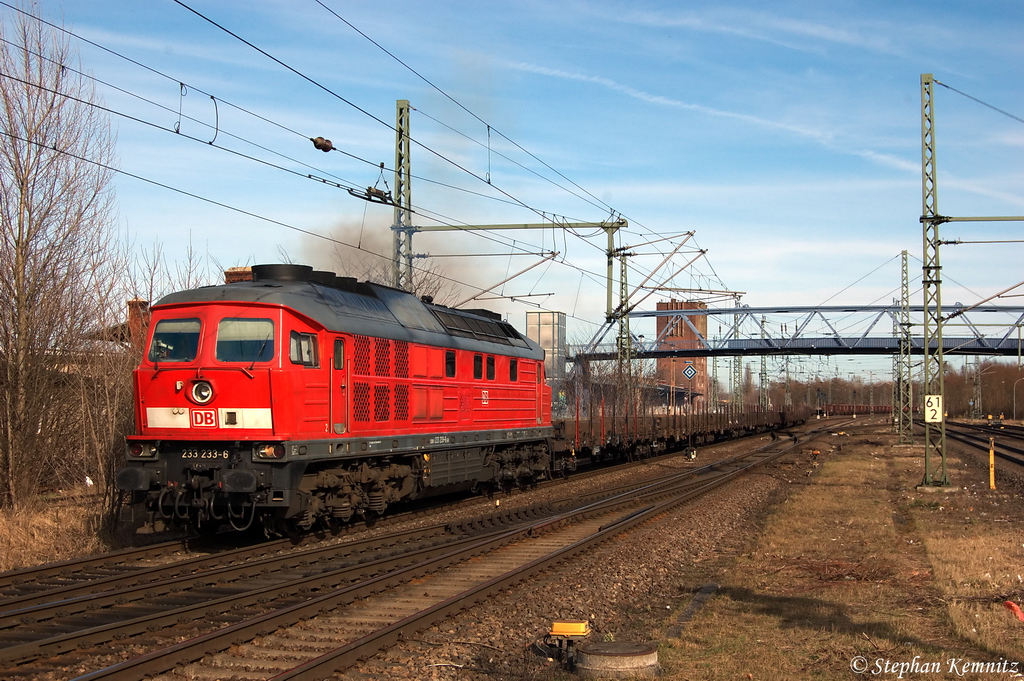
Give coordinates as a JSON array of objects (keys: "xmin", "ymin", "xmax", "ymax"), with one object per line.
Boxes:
[
  {"xmin": 216, "ymin": 318, "xmax": 275, "ymax": 363},
  {"xmin": 148, "ymin": 318, "xmax": 201, "ymax": 362}
]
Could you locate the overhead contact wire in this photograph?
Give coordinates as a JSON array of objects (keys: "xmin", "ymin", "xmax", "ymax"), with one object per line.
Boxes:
[
  {"xmin": 0, "ymin": 70, "xmax": 366, "ymax": 193},
  {"xmin": 172, "ymin": 0, "xmax": 565, "ymax": 229},
  {"xmin": 313, "ymin": 0, "xmax": 618, "ymax": 217},
  {"xmin": 0, "ymin": 12, "xmax": 565, "ymax": 264},
  {"xmin": 934, "ymin": 79, "xmax": 1024, "ymax": 126},
  {"xmin": 5, "ymin": 1, "xmax": 716, "ymax": 319}
]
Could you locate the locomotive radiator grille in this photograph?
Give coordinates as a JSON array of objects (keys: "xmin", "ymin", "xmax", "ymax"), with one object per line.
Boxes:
[
  {"xmin": 394, "ymin": 340, "xmax": 409, "ymax": 378},
  {"xmin": 373, "ymin": 384, "xmax": 391, "ymax": 421},
  {"xmin": 353, "ymin": 335, "xmax": 372, "ymax": 375},
  {"xmin": 394, "ymin": 383, "xmax": 410, "ymax": 421},
  {"xmin": 352, "ymin": 337, "xmax": 412, "ymax": 424},
  {"xmin": 374, "ymin": 337, "xmax": 391, "ymax": 376},
  {"xmin": 353, "ymin": 382, "xmax": 371, "ymax": 422}
]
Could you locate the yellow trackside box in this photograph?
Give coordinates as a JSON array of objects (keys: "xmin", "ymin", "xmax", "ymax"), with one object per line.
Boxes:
[{"xmin": 549, "ymin": 620, "xmax": 591, "ymax": 637}]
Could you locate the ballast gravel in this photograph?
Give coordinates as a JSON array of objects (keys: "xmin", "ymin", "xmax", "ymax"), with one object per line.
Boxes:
[{"xmin": 335, "ymin": 436, "xmax": 820, "ymax": 680}]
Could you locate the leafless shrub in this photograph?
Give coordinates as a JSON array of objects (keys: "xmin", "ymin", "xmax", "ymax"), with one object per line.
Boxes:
[{"xmin": 0, "ymin": 8, "xmax": 122, "ymax": 516}]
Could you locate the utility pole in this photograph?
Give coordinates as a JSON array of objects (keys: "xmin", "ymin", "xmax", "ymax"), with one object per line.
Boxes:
[
  {"xmin": 919, "ymin": 73, "xmax": 949, "ymax": 487},
  {"xmin": 758, "ymin": 316, "xmax": 769, "ymax": 410},
  {"xmin": 971, "ymin": 356, "xmax": 983, "ymax": 419},
  {"xmin": 711, "ymin": 355, "xmax": 719, "ymax": 408},
  {"xmin": 731, "ymin": 311, "xmax": 743, "ymax": 413},
  {"xmin": 392, "ymin": 100, "xmax": 413, "ymax": 291},
  {"xmin": 893, "ymin": 250, "xmax": 913, "ymax": 443},
  {"xmin": 385, "ymin": 100, "xmax": 636, "ymax": 414},
  {"xmin": 914, "ymin": 73, "xmax": 1024, "ymax": 461},
  {"xmin": 613, "ymin": 243, "xmax": 635, "ymax": 369},
  {"xmin": 784, "ymin": 356, "xmax": 792, "ymax": 408},
  {"xmin": 867, "ymin": 370, "xmax": 875, "ymax": 413}
]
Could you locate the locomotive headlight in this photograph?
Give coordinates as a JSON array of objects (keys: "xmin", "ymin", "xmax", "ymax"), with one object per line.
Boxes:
[
  {"xmin": 127, "ymin": 442, "xmax": 158, "ymax": 458},
  {"xmin": 256, "ymin": 443, "xmax": 285, "ymax": 459},
  {"xmin": 190, "ymin": 381, "xmax": 214, "ymax": 404}
]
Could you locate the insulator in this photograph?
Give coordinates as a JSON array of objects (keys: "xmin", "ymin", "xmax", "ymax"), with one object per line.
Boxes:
[{"xmin": 311, "ymin": 136, "xmax": 334, "ymax": 152}]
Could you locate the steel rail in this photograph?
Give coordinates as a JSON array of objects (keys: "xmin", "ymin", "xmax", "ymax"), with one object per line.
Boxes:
[
  {"xmin": 268, "ymin": 431, "xmax": 818, "ymax": 680},
  {"xmin": 942, "ymin": 422, "xmax": 1024, "ymax": 468},
  {"xmin": 73, "ymin": 427, "xmax": 827, "ymax": 680},
  {"xmin": 1, "ymin": 522, "xmax": 527, "ymax": 666},
  {"xmin": 0, "ymin": 480, "xmax": 555, "ymax": 610},
  {"xmin": 0, "ymin": 539, "xmax": 187, "ymax": 592},
  {"xmin": 0, "ymin": 456, "xmax": 714, "ymax": 652},
  {"xmin": 0, "ymin": 433, "xmax": 684, "ymax": 606},
  {"xmin": 0, "ymin": 521, "xmax": 462, "ymax": 629}
]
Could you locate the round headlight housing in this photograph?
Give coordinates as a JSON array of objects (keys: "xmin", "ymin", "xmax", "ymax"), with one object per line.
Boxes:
[
  {"xmin": 127, "ymin": 442, "xmax": 158, "ymax": 458},
  {"xmin": 256, "ymin": 443, "xmax": 285, "ymax": 459},
  {"xmin": 191, "ymin": 380, "xmax": 214, "ymax": 404}
]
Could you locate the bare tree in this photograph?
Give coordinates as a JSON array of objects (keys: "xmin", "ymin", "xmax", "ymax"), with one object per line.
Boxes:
[
  {"xmin": 326, "ymin": 238, "xmax": 461, "ymax": 305},
  {"xmin": 0, "ymin": 9, "xmax": 119, "ymax": 510}
]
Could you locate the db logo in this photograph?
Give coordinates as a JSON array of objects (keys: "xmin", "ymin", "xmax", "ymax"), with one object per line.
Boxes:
[{"xmin": 190, "ymin": 409, "xmax": 217, "ymax": 428}]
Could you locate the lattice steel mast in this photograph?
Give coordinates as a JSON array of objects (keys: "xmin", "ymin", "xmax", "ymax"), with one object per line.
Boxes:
[
  {"xmin": 893, "ymin": 250, "xmax": 913, "ymax": 443},
  {"xmin": 759, "ymin": 316, "xmax": 769, "ymax": 410},
  {"xmin": 920, "ymin": 73, "xmax": 949, "ymax": 486},
  {"xmin": 971, "ymin": 356, "xmax": 983, "ymax": 419},
  {"xmin": 392, "ymin": 100, "xmax": 413, "ymax": 291}
]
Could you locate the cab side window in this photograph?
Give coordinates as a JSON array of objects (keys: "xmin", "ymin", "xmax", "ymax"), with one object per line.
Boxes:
[
  {"xmin": 290, "ymin": 331, "xmax": 319, "ymax": 367},
  {"xmin": 333, "ymin": 339, "xmax": 344, "ymax": 370},
  {"xmin": 473, "ymin": 354, "xmax": 483, "ymax": 380}
]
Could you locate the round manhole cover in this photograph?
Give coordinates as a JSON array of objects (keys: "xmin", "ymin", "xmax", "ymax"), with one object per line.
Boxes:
[{"xmin": 576, "ymin": 641, "xmax": 658, "ymax": 678}]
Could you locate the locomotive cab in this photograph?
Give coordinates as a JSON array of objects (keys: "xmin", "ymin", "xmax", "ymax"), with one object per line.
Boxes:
[
  {"xmin": 120, "ymin": 304, "xmax": 320, "ymax": 532},
  {"xmin": 117, "ymin": 264, "xmax": 554, "ymax": 536}
]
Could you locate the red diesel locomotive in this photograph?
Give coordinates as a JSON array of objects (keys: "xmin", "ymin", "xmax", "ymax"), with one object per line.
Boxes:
[{"xmin": 116, "ymin": 264, "xmax": 554, "ymax": 534}]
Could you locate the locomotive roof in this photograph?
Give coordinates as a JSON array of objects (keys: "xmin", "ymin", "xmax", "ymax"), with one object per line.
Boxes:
[{"xmin": 153, "ymin": 267, "xmax": 545, "ymax": 360}]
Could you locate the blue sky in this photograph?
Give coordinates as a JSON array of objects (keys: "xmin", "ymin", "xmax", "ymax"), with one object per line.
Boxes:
[{"xmin": 6, "ymin": 1, "xmax": 1023, "ymax": 380}]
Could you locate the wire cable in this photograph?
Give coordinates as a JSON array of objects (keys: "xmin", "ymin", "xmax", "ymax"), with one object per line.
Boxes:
[
  {"xmin": 0, "ymin": 127, "xmax": 610, "ymax": 327},
  {"xmin": 0, "ymin": 8, "xmax": 593, "ymax": 267},
  {"xmin": 0, "ymin": 39, "xmax": 623, "ymax": 309},
  {"xmin": 0, "ymin": 23, "xmax": 578, "ymax": 233},
  {"xmin": 0, "ymin": 69, "xmax": 370, "ymax": 193},
  {"xmin": 313, "ymin": 0, "xmax": 618, "ymax": 218},
  {"xmin": 116, "ymin": 3, "xmax": 720, "ymax": 303},
  {"xmin": 3, "ymin": 1, "xmax": 727, "ymax": 323},
  {"xmin": 934, "ymin": 79, "xmax": 1024, "ymax": 126},
  {"xmin": 172, "ymin": 0, "xmax": 579, "ymax": 230},
  {"xmin": 409, "ymin": 104, "xmax": 610, "ymax": 215}
]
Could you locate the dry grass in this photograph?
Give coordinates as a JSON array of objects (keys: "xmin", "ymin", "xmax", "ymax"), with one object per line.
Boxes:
[
  {"xmin": 658, "ymin": 424, "xmax": 1024, "ymax": 679},
  {"xmin": 910, "ymin": 456, "xmax": 1024, "ymax": 663},
  {"xmin": 0, "ymin": 495, "xmax": 108, "ymax": 572}
]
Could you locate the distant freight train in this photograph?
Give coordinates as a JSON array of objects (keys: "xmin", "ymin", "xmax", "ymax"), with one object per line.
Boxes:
[{"xmin": 116, "ymin": 264, "xmax": 805, "ymax": 535}]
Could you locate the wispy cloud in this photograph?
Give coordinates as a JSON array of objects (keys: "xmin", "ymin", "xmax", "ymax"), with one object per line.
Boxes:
[
  {"xmin": 591, "ymin": 5, "xmax": 914, "ymax": 59},
  {"xmin": 852, "ymin": 150, "xmax": 917, "ymax": 173},
  {"xmin": 503, "ymin": 59, "xmax": 921, "ymax": 174},
  {"xmin": 944, "ymin": 178, "xmax": 1024, "ymax": 209},
  {"xmin": 504, "ymin": 60, "xmax": 832, "ymax": 141}
]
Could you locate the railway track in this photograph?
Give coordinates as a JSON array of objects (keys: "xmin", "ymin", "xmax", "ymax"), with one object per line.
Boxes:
[
  {"xmin": 0, "ymin": 459, "xmax": 674, "ymax": 612},
  {"xmin": 944, "ymin": 420, "xmax": 1024, "ymax": 471},
  {"xmin": 0, "ymin": 422, "xmax": 834, "ymax": 680},
  {"xmin": 0, "ymin": 434, "xmax": 710, "ymax": 613}
]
